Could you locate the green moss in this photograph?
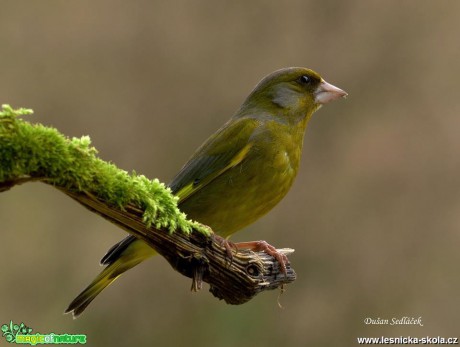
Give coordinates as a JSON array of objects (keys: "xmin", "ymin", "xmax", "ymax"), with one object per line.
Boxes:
[{"xmin": 0, "ymin": 104, "xmax": 210, "ymax": 236}]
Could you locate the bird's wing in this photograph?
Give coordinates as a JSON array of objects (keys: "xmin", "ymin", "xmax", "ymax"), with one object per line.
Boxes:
[
  {"xmin": 170, "ymin": 117, "xmax": 259, "ymax": 203},
  {"xmin": 100, "ymin": 117, "xmax": 259, "ymax": 266}
]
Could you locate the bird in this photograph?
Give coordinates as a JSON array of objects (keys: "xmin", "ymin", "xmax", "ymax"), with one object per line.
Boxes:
[{"xmin": 65, "ymin": 67, "xmax": 347, "ymax": 317}]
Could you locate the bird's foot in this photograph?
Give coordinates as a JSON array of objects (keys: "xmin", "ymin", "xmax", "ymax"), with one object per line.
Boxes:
[
  {"xmin": 212, "ymin": 234, "xmax": 238, "ymax": 259},
  {"xmin": 212, "ymin": 236, "xmax": 289, "ymax": 274},
  {"xmin": 233, "ymin": 240, "xmax": 289, "ymax": 274}
]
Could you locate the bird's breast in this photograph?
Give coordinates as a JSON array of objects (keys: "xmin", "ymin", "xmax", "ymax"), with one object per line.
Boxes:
[{"xmin": 180, "ymin": 125, "xmax": 305, "ymax": 237}]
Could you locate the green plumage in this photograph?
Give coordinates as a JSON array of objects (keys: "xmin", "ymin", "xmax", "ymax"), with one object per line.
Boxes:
[{"xmin": 66, "ymin": 67, "xmax": 347, "ymax": 317}]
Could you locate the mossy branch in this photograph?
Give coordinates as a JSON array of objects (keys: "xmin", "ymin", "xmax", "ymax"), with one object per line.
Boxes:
[{"xmin": 0, "ymin": 105, "xmax": 296, "ymax": 305}]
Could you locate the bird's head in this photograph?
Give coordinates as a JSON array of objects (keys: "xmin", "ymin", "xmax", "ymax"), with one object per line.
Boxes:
[{"xmin": 239, "ymin": 67, "xmax": 347, "ymax": 123}]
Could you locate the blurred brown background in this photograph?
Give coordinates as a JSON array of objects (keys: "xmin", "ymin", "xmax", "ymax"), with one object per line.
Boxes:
[{"xmin": 1, "ymin": 1, "xmax": 459, "ymax": 346}]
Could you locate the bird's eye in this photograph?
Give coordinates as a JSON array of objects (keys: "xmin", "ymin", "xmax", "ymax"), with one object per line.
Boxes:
[{"xmin": 299, "ymin": 75, "xmax": 312, "ymax": 85}]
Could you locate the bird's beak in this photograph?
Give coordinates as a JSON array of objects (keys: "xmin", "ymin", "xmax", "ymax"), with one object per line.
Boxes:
[{"xmin": 314, "ymin": 80, "xmax": 348, "ymax": 104}]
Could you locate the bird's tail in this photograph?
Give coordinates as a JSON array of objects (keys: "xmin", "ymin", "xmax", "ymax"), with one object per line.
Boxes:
[{"xmin": 65, "ymin": 237, "xmax": 155, "ymax": 318}]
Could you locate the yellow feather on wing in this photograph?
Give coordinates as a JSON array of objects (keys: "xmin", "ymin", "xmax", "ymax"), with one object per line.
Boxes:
[{"xmin": 176, "ymin": 143, "xmax": 253, "ymax": 202}]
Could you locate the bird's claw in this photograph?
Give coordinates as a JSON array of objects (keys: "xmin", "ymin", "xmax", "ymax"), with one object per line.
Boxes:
[
  {"xmin": 233, "ymin": 240, "xmax": 289, "ymax": 275},
  {"xmin": 212, "ymin": 234, "xmax": 238, "ymax": 260},
  {"xmin": 212, "ymin": 236, "xmax": 289, "ymax": 275}
]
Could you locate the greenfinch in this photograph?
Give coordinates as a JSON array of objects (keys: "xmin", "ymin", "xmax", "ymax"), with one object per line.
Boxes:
[{"xmin": 66, "ymin": 67, "xmax": 347, "ymax": 317}]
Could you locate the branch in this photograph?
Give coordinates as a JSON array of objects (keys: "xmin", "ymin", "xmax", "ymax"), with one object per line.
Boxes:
[{"xmin": 0, "ymin": 105, "xmax": 296, "ymax": 305}]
